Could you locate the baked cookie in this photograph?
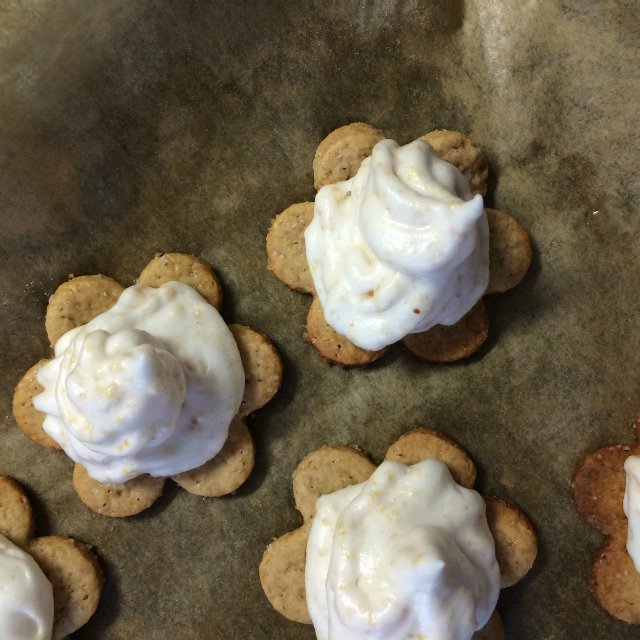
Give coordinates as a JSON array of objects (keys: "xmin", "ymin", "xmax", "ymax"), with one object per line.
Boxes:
[
  {"xmin": 0, "ymin": 475, "xmax": 103, "ymax": 639},
  {"xmin": 229, "ymin": 324, "xmax": 284, "ymax": 416},
  {"xmin": 12, "ymin": 359, "xmax": 60, "ymax": 450},
  {"xmin": 266, "ymin": 123, "xmax": 532, "ymax": 366},
  {"xmin": 45, "ymin": 274, "xmax": 123, "ymax": 347},
  {"xmin": 312, "ymin": 122, "xmax": 384, "ymax": 189},
  {"xmin": 266, "ymin": 202, "xmax": 315, "ymax": 294},
  {"xmin": 402, "ymin": 300, "xmax": 489, "ymax": 364},
  {"xmin": 138, "ymin": 252, "xmax": 223, "ymax": 309},
  {"xmin": 304, "ymin": 296, "xmax": 388, "ymax": 366},
  {"xmin": 72, "ymin": 465, "xmax": 166, "ymax": 518},
  {"xmin": 13, "ymin": 253, "xmax": 283, "ymax": 517},
  {"xmin": 260, "ymin": 428, "xmax": 537, "ymax": 637},
  {"xmin": 172, "ymin": 415, "xmax": 254, "ymax": 497},
  {"xmin": 420, "ymin": 129, "xmax": 489, "ymax": 196},
  {"xmin": 571, "ymin": 411, "xmax": 640, "ymax": 623},
  {"xmin": 485, "ymin": 208, "xmax": 533, "ymax": 295}
]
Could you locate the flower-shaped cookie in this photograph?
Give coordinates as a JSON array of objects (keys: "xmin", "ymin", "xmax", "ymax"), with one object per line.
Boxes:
[
  {"xmin": 266, "ymin": 123, "xmax": 532, "ymax": 366},
  {"xmin": 259, "ymin": 428, "xmax": 537, "ymax": 638},
  {"xmin": 0, "ymin": 475, "xmax": 103, "ymax": 638},
  {"xmin": 571, "ymin": 411, "xmax": 640, "ymax": 623},
  {"xmin": 13, "ymin": 253, "xmax": 282, "ymax": 517}
]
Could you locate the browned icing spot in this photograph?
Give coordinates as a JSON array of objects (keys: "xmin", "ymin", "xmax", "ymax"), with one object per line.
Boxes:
[{"xmin": 413, "ymin": 308, "xmax": 420, "ymax": 314}]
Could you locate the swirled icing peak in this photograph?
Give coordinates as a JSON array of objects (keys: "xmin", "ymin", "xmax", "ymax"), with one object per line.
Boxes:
[{"xmin": 305, "ymin": 138, "xmax": 489, "ymax": 350}]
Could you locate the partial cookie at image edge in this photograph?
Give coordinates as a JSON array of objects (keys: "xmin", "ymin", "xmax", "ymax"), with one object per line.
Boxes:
[
  {"xmin": 28, "ymin": 535, "xmax": 103, "ymax": 640},
  {"xmin": 571, "ymin": 418, "xmax": 640, "ymax": 624}
]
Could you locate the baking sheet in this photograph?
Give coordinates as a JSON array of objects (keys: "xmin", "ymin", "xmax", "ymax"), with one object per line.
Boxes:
[{"xmin": 1, "ymin": 1, "xmax": 639, "ymax": 638}]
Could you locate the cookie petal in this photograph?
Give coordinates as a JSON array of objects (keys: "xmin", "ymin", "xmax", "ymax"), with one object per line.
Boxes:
[
  {"xmin": 13, "ymin": 359, "xmax": 60, "ymax": 450},
  {"xmin": 45, "ymin": 274, "xmax": 123, "ymax": 347},
  {"xmin": 313, "ymin": 122, "xmax": 384, "ymax": 189},
  {"xmin": 0, "ymin": 475, "xmax": 35, "ymax": 547},
  {"xmin": 259, "ymin": 524, "xmax": 311, "ymax": 623},
  {"xmin": 229, "ymin": 325, "xmax": 283, "ymax": 416},
  {"xmin": 402, "ymin": 300, "xmax": 489, "ymax": 363},
  {"xmin": 305, "ymin": 297, "xmax": 387, "ymax": 366},
  {"xmin": 172, "ymin": 416, "xmax": 254, "ymax": 497},
  {"xmin": 571, "ymin": 443, "xmax": 631, "ymax": 536},
  {"xmin": 138, "ymin": 252, "xmax": 223, "ymax": 309},
  {"xmin": 385, "ymin": 427, "xmax": 477, "ymax": 488},
  {"xmin": 72, "ymin": 465, "xmax": 165, "ymax": 517},
  {"xmin": 590, "ymin": 534, "xmax": 640, "ymax": 624},
  {"xmin": 486, "ymin": 208, "xmax": 532, "ymax": 294},
  {"xmin": 485, "ymin": 498, "xmax": 537, "ymax": 588},
  {"xmin": 293, "ymin": 445, "xmax": 376, "ymax": 522},
  {"xmin": 28, "ymin": 535, "xmax": 103, "ymax": 640},
  {"xmin": 420, "ymin": 129, "xmax": 489, "ymax": 196},
  {"xmin": 266, "ymin": 202, "xmax": 315, "ymax": 293}
]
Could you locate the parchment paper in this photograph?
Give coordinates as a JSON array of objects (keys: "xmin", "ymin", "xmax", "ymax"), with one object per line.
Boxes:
[{"xmin": 1, "ymin": 1, "xmax": 639, "ymax": 638}]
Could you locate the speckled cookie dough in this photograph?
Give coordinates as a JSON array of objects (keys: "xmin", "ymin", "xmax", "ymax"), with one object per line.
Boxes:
[
  {"xmin": 266, "ymin": 202, "xmax": 315, "ymax": 294},
  {"xmin": 138, "ymin": 252, "xmax": 223, "ymax": 309},
  {"xmin": 12, "ymin": 359, "xmax": 60, "ymax": 450},
  {"xmin": 44, "ymin": 274, "xmax": 123, "ymax": 347},
  {"xmin": 312, "ymin": 122, "xmax": 384, "ymax": 189}
]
